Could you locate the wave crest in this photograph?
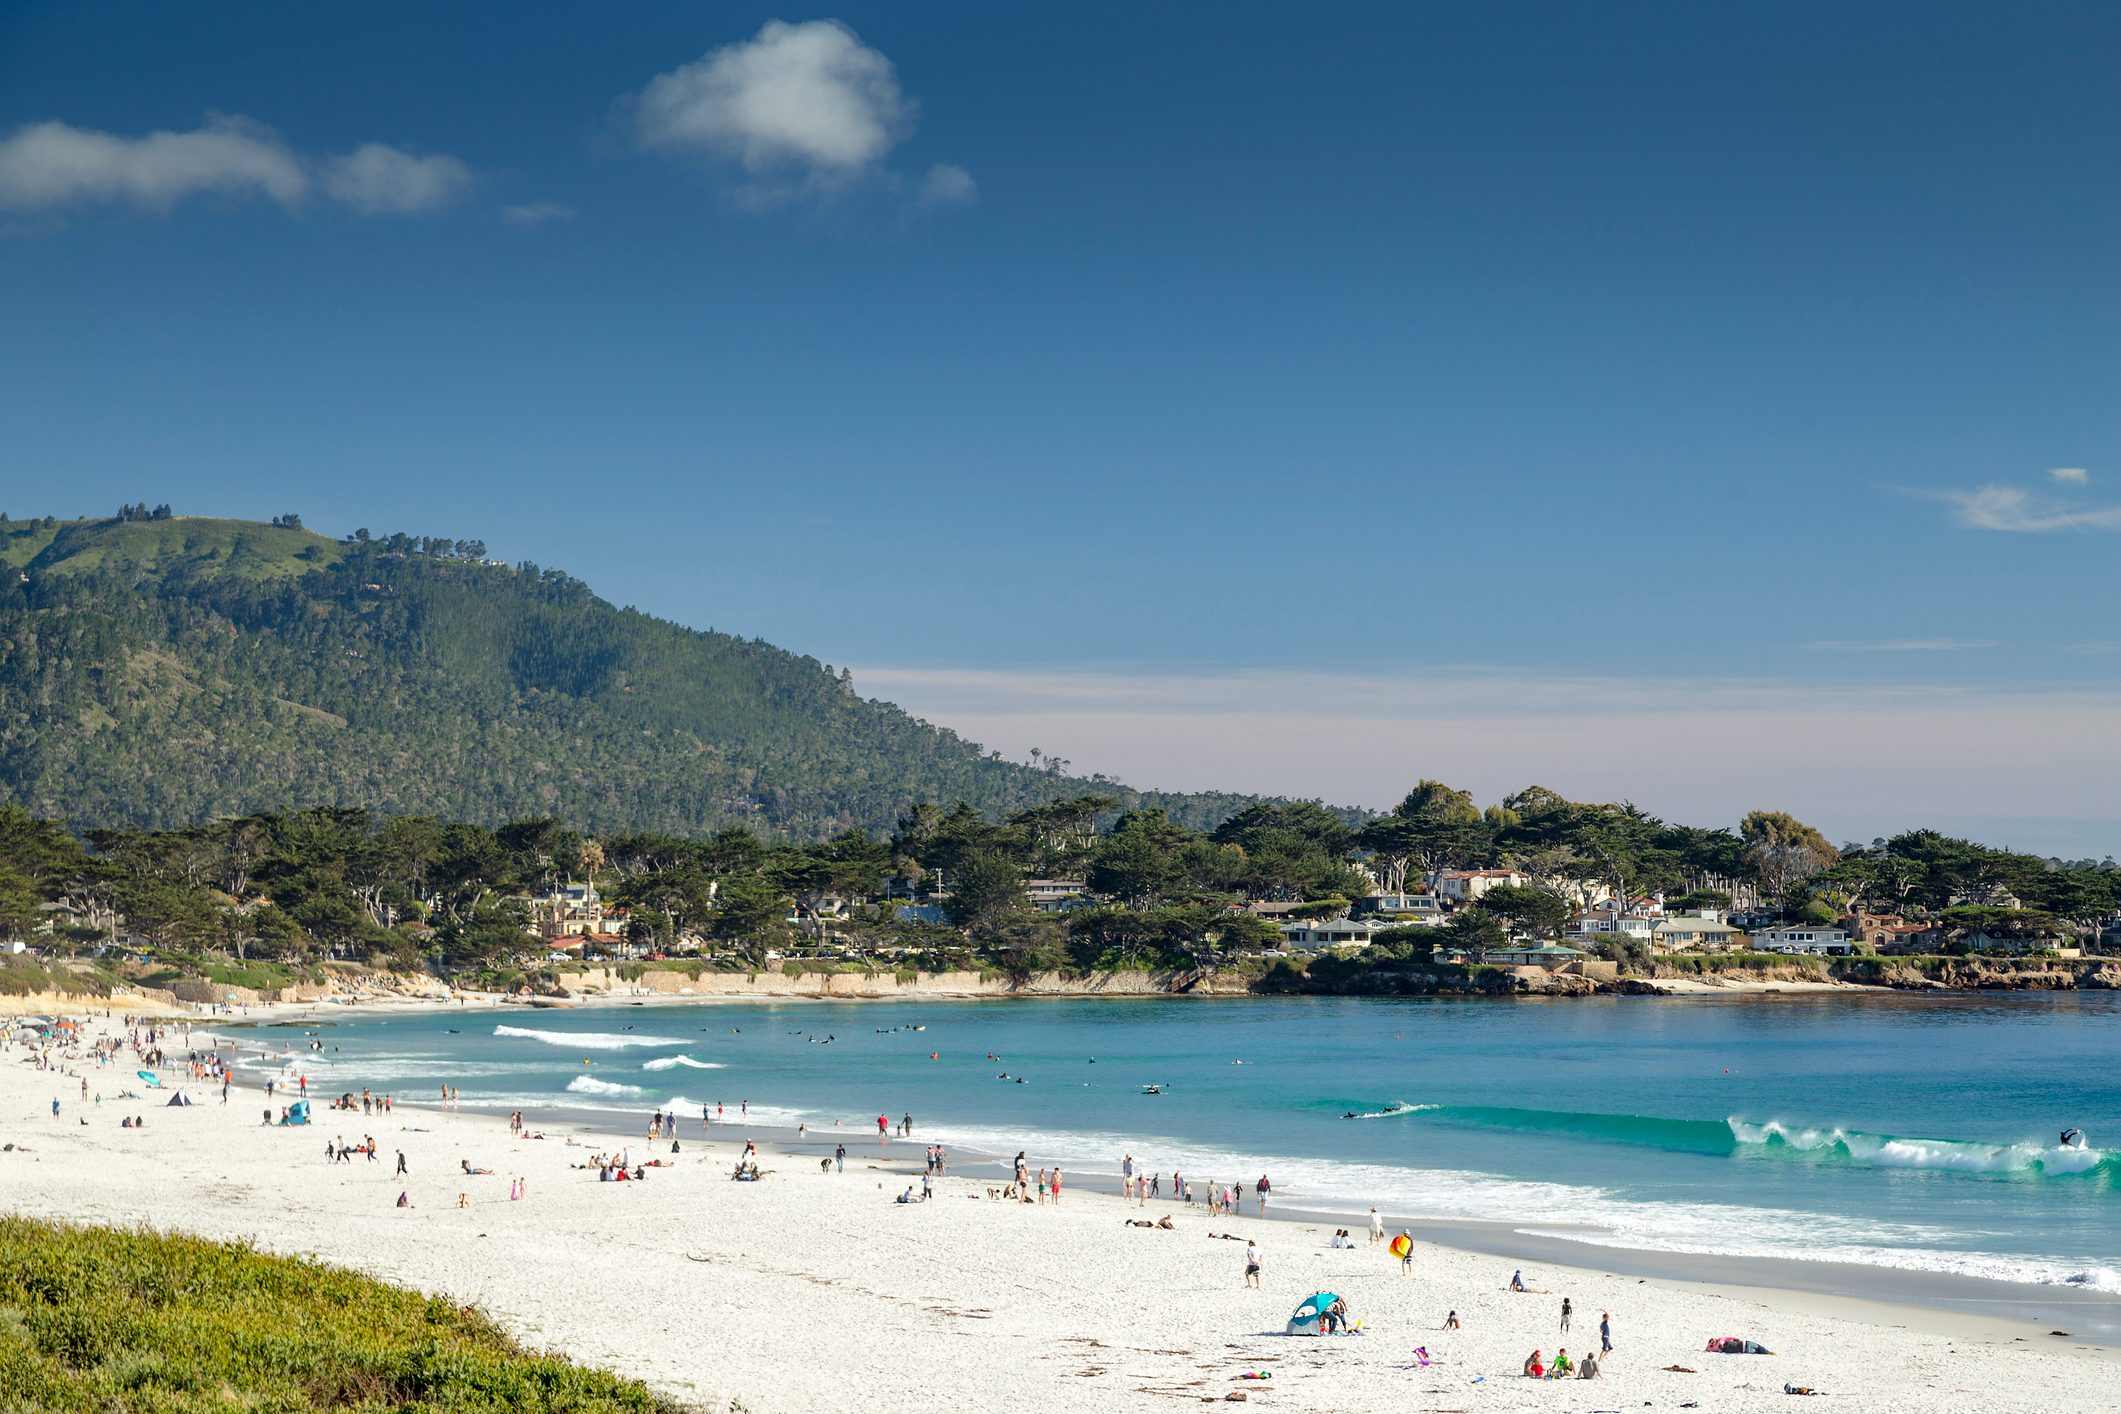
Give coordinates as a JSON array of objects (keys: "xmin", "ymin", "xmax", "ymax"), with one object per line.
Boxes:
[
  {"xmin": 494, "ymin": 1025, "xmax": 685, "ymax": 1051},
  {"xmin": 566, "ymin": 1075, "xmax": 643, "ymax": 1097}
]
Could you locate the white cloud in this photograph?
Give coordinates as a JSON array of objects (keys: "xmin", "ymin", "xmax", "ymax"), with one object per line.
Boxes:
[
  {"xmin": 501, "ymin": 199, "xmax": 575, "ymax": 228},
  {"xmin": 916, "ymin": 162, "xmax": 977, "ymax": 207},
  {"xmin": 0, "ymin": 116, "xmax": 307, "ymax": 210},
  {"xmin": 2049, "ymin": 466, "xmax": 2090, "ymax": 485},
  {"xmin": 1939, "ymin": 483, "xmax": 2121, "ymax": 533},
  {"xmin": 850, "ymin": 663, "xmax": 2121, "ymax": 852},
  {"xmin": 637, "ymin": 20, "xmax": 909, "ymax": 175},
  {"xmin": 321, "ymin": 143, "xmax": 470, "ymax": 214},
  {"xmin": 634, "ymin": 19, "xmax": 972, "ymax": 205},
  {"xmin": 0, "ymin": 116, "xmax": 469, "ymax": 217}
]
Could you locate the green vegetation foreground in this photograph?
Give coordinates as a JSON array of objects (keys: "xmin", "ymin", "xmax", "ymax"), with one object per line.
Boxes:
[{"xmin": 0, "ymin": 1217, "xmax": 686, "ymax": 1413}]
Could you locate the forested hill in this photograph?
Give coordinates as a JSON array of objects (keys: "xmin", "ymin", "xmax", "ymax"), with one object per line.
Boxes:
[{"xmin": 0, "ymin": 512, "xmax": 1262, "ymax": 836}]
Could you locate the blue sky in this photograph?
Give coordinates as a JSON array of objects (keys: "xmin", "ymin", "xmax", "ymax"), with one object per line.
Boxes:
[{"xmin": 4, "ymin": 3, "xmax": 2120, "ymax": 851}]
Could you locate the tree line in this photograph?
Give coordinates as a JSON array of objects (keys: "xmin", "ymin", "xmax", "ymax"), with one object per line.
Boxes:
[{"xmin": 3, "ymin": 782, "xmax": 2113, "ymax": 983}]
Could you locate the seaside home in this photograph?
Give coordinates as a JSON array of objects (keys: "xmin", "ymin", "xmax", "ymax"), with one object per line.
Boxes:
[
  {"xmin": 1359, "ymin": 893, "xmax": 1447, "ymax": 923},
  {"xmin": 1434, "ymin": 869, "xmax": 1531, "ymax": 903},
  {"xmin": 1278, "ymin": 918, "xmax": 1391, "ymax": 952},
  {"xmin": 1024, "ymin": 879, "xmax": 1088, "ymax": 913},
  {"xmin": 1568, "ymin": 910, "xmax": 1655, "ymax": 943},
  {"xmin": 528, "ymin": 881, "xmax": 605, "ymax": 942},
  {"xmin": 1484, "ymin": 943, "xmax": 1590, "ymax": 970},
  {"xmin": 1650, "ymin": 915, "xmax": 1742, "ymax": 953},
  {"xmin": 1752, "ymin": 926, "xmax": 1854, "ymax": 956}
]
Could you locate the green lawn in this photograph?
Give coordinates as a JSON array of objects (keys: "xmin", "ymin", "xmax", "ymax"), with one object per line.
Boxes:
[{"xmin": 0, "ymin": 1218, "xmax": 691, "ymax": 1412}]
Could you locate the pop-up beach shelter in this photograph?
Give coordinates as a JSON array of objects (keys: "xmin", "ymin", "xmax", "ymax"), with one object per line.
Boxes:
[
  {"xmin": 1285, "ymin": 1293, "xmax": 1343, "ymax": 1336},
  {"xmin": 285, "ymin": 1100, "xmax": 311, "ymax": 1126}
]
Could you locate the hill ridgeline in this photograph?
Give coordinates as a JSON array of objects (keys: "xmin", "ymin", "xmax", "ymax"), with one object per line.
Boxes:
[{"xmin": 0, "ymin": 512, "xmax": 1258, "ymax": 836}]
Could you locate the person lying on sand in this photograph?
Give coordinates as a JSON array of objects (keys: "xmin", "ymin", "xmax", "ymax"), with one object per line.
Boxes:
[{"xmin": 460, "ymin": 1160, "xmax": 493, "ymax": 1175}]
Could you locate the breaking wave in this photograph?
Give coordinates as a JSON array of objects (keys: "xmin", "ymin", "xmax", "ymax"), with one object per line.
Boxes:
[
  {"xmin": 1379, "ymin": 1103, "xmax": 2117, "ymax": 1179},
  {"xmin": 641, "ymin": 1055, "xmax": 724, "ymax": 1071},
  {"xmin": 494, "ymin": 1025, "xmax": 685, "ymax": 1051},
  {"xmin": 566, "ymin": 1075, "xmax": 643, "ymax": 1097}
]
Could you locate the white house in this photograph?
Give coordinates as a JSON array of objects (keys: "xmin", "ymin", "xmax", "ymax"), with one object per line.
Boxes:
[
  {"xmin": 1024, "ymin": 879, "xmax": 1088, "ymax": 914},
  {"xmin": 1568, "ymin": 911, "xmax": 1655, "ymax": 942},
  {"xmin": 1360, "ymin": 893, "xmax": 1446, "ymax": 923},
  {"xmin": 1278, "ymin": 919, "xmax": 1391, "ymax": 952},
  {"xmin": 1752, "ymin": 926, "xmax": 1853, "ymax": 955},
  {"xmin": 1434, "ymin": 869, "xmax": 1530, "ymax": 903}
]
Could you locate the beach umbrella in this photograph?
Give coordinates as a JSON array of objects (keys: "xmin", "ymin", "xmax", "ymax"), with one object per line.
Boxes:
[{"xmin": 137, "ymin": 1070, "xmax": 161, "ymax": 1087}]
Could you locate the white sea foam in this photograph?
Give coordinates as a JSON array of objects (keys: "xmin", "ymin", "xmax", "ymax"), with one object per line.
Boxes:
[
  {"xmin": 566, "ymin": 1075, "xmax": 644, "ymax": 1097},
  {"xmin": 1731, "ymin": 1119, "xmax": 2110, "ymax": 1176},
  {"xmin": 903, "ymin": 1115, "xmax": 2113, "ymax": 1296},
  {"xmin": 641, "ymin": 1055, "xmax": 724, "ymax": 1071},
  {"xmin": 493, "ymin": 1025, "xmax": 685, "ymax": 1051}
]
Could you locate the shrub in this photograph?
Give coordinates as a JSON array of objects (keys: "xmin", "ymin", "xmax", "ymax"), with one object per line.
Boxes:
[{"xmin": 0, "ymin": 1217, "xmax": 685, "ymax": 1411}]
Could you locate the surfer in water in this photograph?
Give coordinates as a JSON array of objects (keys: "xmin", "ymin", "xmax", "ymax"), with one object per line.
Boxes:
[{"xmin": 2061, "ymin": 1127, "xmax": 2087, "ymax": 1149}]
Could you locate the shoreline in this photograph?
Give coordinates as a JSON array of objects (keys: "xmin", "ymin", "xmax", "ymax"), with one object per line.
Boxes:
[
  {"xmin": 492, "ymin": 1098, "xmax": 2121, "ymax": 1352},
  {"xmin": 6, "ymin": 1016, "xmax": 2115, "ymax": 1411}
]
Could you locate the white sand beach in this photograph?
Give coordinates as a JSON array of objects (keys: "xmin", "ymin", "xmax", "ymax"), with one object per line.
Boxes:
[{"xmin": 2, "ymin": 1015, "xmax": 2111, "ymax": 1413}]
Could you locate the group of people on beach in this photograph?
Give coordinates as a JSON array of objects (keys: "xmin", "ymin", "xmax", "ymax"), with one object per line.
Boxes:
[{"xmin": 1117, "ymin": 1153, "xmax": 1273, "ymax": 1218}]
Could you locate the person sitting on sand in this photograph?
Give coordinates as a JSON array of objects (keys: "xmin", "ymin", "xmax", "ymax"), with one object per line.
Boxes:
[
  {"xmin": 456, "ymin": 1193, "xmax": 469, "ymax": 1209},
  {"xmin": 1523, "ymin": 1350, "xmax": 1544, "ymax": 1378},
  {"xmin": 1510, "ymin": 1269, "xmax": 1527, "ymax": 1292},
  {"xmin": 1549, "ymin": 1349, "xmax": 1573, "ymax": 1379},
  {"xmin": 1577, "ymin": 1352, "xmax": 1601, "ymax": 1379},
  {"xmin": 1156, "ymin": 1214, "xmax": 1175, "ymax": 1229},
  {"xmin": 396, "ymin": 1191, "xmax": 412, "ymax": 1208},
  {"xmin": 1444, "ymin": 1310, "xmax": 1460, "ymax": 1330}
]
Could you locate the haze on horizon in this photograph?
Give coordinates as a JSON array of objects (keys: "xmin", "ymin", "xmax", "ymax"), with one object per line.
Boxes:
[{"xmin": 4, "ymin": 3, "xmax": 2119, "ymax": 857}]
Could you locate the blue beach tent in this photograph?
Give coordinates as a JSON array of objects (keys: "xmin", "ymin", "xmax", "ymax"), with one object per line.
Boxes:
[{"xmin": 1285, "ymin": 1292, "xmax": 1345, "ymax": 1336}]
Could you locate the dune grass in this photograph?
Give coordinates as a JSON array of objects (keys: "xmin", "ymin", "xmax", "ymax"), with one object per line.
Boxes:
[{"xmin": 0, "ymin": 1216, "xmax": 690, "ymax": 1412}]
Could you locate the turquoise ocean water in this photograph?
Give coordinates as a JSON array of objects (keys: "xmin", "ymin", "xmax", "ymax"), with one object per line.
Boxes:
[{"xmin": 241, "ymin": 992, "xmax": 2120, "ymax": 1298}]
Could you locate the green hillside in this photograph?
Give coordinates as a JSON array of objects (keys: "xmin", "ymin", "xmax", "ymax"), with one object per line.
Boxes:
[{"xmin": 0, "ymin": 511, "xmax": 1259, "ymax": 836}]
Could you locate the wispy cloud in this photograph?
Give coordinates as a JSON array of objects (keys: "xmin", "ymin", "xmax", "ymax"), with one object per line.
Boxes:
[
  {"xmin": 321, "ymin": 143, "xmax": 470, "ymax": 214},
  {"xmin": 632, "ymin": 20, "xmax": 972, "ymax": 209},
  {"xmin": 501, "ymin": 199, "xmax": 575, "ymax": 229},
  {"xmin": 915, "ymin": 162, "xmax": 977, "ymax": 209},
  {"xmin": 1803, "ymin": 638, "xmax": 1997, "ymax": 652},
  {"xmin": 1936, "ymin": 476, "xmax": 2121, "ymax": 533},
  {"xmin": 0, "ymin": 116, "xmax": 469, "ymax": 216},
  {"xmin": 850, "ymin": 662, "xmax": 2121, "ymax": 852}
]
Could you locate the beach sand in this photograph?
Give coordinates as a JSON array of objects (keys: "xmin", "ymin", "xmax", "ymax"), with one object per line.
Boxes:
[{"xmin": 3, "ymin": 1016, "xmax": 2112, "ymax": 1413}]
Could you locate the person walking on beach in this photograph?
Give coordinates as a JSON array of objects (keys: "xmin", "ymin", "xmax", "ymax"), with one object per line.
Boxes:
[
  {"xmin": 1256, "ymin": 1174, "xmax": 1271, "ymax": 1217},
  {"xmin": 1122, "ymin": 1153, "xmax": 1134, "ymax": 1195},
  {"xmin": 1560, "ymin": 1297, "xmax": 1572, "ymax": 1333},
  {"xmin": 1243, "ymin": 1239, "xmax": 1261, "ymax": 1288},
  {"xmin": 1398, "ymin": 1229, "xmax": 1414, "ymax": 1276},
  {"xmin": 834, "ymin": 1143, "xmax": 846, "ymax": 1172},
  {"xmin": 1368, "ymin": 1208, "xmax": 1384, "ymax": 1244},
  {"xmin": 396, "ymin": 1149, "xmax": 408, "ymax": 1176},
  {"xmin": 1599, "ymin": 1311, "xmax": 1612, "ymax": 1356},
  {"xmin": 1050, "ymin": 1167, "xmax": 1062, "ymax": 1205}
]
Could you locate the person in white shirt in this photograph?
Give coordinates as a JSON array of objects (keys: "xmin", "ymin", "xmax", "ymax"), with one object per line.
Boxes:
[{"xmin": 1243, "ymin": 1240, "xmax": 1261, "ymax": 1288}]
